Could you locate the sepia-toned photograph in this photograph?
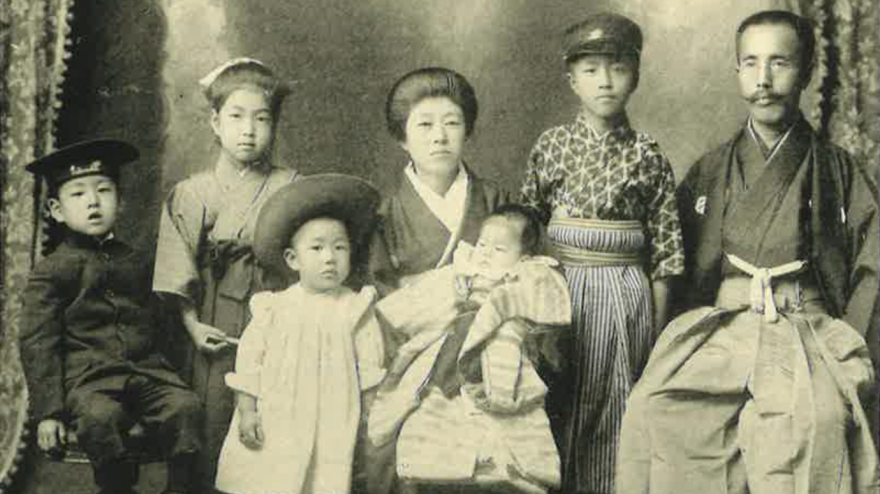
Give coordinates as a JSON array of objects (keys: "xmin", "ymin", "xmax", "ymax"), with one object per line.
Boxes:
[{"xmin": 1, "ymin": 1, "xmax": 878, "ymax": 493}]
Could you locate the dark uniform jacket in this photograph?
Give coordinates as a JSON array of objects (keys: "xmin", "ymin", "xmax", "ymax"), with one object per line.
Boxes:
[
  {"xmin": 20, "ymin": 232, "xmax": 186, "ymax": 422},
  {"xmin": 676, "ymin": 123, "xmax": 879, "ymax": 343}
]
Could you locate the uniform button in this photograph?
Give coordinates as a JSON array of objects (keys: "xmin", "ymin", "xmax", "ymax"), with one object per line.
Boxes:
[
  {"xmin": 101, "ymin": 253, "xmax": 111, "ymax": 262},
  {"xmin": 106, "ymin": 290, "xmax": 115, "ymax": 299}
]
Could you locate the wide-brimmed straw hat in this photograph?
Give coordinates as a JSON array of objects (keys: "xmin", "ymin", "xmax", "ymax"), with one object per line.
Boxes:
[{"xmin": 253, "ymin": 173, "xmax": 381, "ymax": 278}]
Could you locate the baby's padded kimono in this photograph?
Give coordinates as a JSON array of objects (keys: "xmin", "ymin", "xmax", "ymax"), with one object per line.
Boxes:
[
  {"xmin": 215, "ymin": 284, "xmax": 385, "ymax": 494},
  {"xmin": 368, "ymin": 252, "xmax": 571, "ymax": 494}
]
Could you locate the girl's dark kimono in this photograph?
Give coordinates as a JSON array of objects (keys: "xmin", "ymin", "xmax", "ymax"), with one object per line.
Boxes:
[{"xmin": 153, "ymin": 160, "xmax": 297, "ymax": 491}]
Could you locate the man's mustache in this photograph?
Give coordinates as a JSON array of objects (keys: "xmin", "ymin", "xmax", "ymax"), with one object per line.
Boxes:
[{"xmin": 746, "ymin": 91, "xmax": 783, "ymax": 103}]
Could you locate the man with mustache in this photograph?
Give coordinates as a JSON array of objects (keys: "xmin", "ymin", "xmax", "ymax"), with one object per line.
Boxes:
[{"xmin": 615, "ymin": 10, "xmax": 879, "ymax": 494}]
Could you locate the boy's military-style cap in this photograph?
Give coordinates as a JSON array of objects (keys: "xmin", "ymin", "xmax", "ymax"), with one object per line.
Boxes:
[
  {"xmin": 26, "ymin": 139, "xmax": 139, "ymax": 187},
  {"xmin": 563, "ymin": 13, "xmax": 643, "ymax": 62}
]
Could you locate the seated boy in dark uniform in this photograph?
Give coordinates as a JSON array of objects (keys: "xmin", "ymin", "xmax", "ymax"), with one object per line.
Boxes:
[{"xmin": 19, "ymin": 139, "xmax": 202, "ymax": 494}]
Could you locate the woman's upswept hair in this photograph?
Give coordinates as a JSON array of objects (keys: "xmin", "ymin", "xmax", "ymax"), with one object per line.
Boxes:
[{"xmin": 385, "ymin": 67, "xmax": 478, "ymax": 142}]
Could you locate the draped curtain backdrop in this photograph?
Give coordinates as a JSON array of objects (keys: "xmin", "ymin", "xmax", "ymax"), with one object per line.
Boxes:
[
  {"xmin": 0, "ymin": 0, "xmax": 876, "ymax": 489},
  {"xmin": 799, "ymin": 0, "xmax": 880, "ymax": 443},
  {"xmin": 801, "ymin": 0, "xmax": 880, "ymax": 171},
  {"xmin": 0, "ymin": 0, "xmax": 74, "ymax": 491}
]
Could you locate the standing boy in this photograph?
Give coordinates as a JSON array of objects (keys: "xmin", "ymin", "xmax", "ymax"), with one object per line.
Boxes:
[
  {"xmin": 520, "ymin": 12, "xmax": 684, "ymax": 494},
  {"xmin": 20, "ymin": 139, "xmax": 202, "ymax": 494}
]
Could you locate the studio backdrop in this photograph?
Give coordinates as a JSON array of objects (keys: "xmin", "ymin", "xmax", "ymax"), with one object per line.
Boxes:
[{"xmin": 1, "ymin": 0, "xmax": 878, "ymax": 489}]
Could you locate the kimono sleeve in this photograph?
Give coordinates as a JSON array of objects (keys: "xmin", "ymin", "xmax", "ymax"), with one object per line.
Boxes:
[
  {"xmin": 19, "ymin": 256, "xmax": 77, "ymax": 422},
  {"xmin": 353, "ymin": 287, "xmax": 386, "ymax": 391},
  {"xmin": 672, "ymin": 160, "xmax": 714, "ymax": 314},
  {"xmin": 465, "ymin": 264, "xmax": 571, "ymax": 356},
  {"xmin": 477, "ymin": 319, "xmax": 528, "ymax": 412},
  {"xmin": 840, "ymin": 153, "xmax": 879, "ymax": 342},
  {"xmin": 520, "ymin": 133, "xmax": 558, "ymax": 225},
  {"xmin": 153, "ymin": 180, "xmax": 207, "ymax": 305},
  {"xmin": 374, "ymin": 267, "xmax": 460, "ymax": 339},
  {"xmin": 224, "ymin": 292, "xmax": 272, "ymax": 397},
  {"xmin": 675, "ymin": 164, "xmax": 700, "ymax": 276},
  {"xmin": 367, "ymin": 210, "xmax": 400, "ymax": 297},
  {"xmin": 641, "ymin": 142, "xmax": 685, "ymax": 280}
]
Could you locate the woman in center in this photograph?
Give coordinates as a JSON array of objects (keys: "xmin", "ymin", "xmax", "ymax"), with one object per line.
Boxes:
[
  {"xmin": 366, "ymin": 66, "xmax": 510, "ymax": 494},
  {"xmin": 369, "ymin": 67, "xmax": 510, "ymax": 294}
]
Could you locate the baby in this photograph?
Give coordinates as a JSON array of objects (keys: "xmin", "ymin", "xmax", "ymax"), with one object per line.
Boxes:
[
  {"xmin": 369, "ymin": 204, "xmax": 571, "ymax": 494},
  {"xmin": 454, "ymin": 204, "xmax": 548, "ymax": 307}
]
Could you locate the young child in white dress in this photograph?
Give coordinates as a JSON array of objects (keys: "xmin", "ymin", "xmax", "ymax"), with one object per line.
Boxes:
[{"xmin": 214, "ymin": 174, "xmax": 386, "ymax": 494}]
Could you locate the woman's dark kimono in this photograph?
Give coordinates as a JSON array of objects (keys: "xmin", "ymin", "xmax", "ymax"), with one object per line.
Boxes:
[{"xmin": 370, "ymin": 167, "xmax": 509, "ymax": 294}]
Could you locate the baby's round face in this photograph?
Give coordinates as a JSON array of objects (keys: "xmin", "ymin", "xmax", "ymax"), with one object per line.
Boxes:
[{"xmin": 473, "ymin": 217, "xmax": 525, "ymax": 271}]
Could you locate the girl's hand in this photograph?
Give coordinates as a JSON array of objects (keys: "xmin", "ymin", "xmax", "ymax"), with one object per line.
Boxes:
[
  {"xmin": 187, "ymin": 321, "xmax": 230, "ymax": 354},
  {"xmin": 178, "ymin": 299, "xmax": 229, "ymax": 354},
  {"xmin": 238, "ymin": 410, "xmax": 264, "ymax": 450}
]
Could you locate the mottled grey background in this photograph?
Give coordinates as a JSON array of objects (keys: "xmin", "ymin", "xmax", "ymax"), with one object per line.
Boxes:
[
  {"xmin": 57, "ymin": 0, "xmax": 801, "ymax": 255},
  {"xmin": 18, "ymin": 1, "xmax": 830, "ymax": 492}
]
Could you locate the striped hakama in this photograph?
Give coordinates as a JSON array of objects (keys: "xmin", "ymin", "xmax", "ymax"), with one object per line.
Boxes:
[{"xmin": 549, "ymin": 218, "xmax": 652, "ymax": 494}]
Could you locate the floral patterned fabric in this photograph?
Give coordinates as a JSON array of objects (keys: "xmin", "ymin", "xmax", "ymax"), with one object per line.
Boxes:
[
  {"xmin": 802, "ymin": 0, "xmax": 880, "ymax": 173},
  {"xmin": 520, "ymin": 114, "xmax": 684, "ymax": 280},
  {"xmin": 827, "ymin": 0, "xmax": 879, "ymax": 173},
  {"xmin": 0, "ymin": 0, "xmax": 74, "ymax": 491}
]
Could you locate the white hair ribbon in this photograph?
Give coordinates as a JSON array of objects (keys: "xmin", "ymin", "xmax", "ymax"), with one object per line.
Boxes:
[{"xmin": 198, "ymin": 57, "xmax": 268, "ymax": 91}]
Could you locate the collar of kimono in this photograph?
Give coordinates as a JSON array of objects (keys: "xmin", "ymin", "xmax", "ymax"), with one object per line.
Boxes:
[
  {"xmin": 725, "ymin": 117, "xmax": 812, "ymax": 235},
  {"xmin": 404, "ymin": 161, "xmax": 469, "ymax": 234},
  {"xmin": 215, "ymin": 157, "xmax": 270, "ymax": 190},
  {"xmin": 746, "ymin": 114, "xmax": 809, "ymax": 165},
  {"xmin": 574, "ymin": 112, "xmax": 635, "ymax": 146}
]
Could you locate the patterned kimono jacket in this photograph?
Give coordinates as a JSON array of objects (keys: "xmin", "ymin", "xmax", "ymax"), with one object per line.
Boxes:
[
  {"xmin": 616, "ymin": 117, "xmax": 879, "ymax": 494},
  {"xmin": 368, "ymin": 255, "xmax": 571, "ymax": 494},
  {"xmin": 152, "ymin": 159, "xmax": 298, "ymax": 490}
]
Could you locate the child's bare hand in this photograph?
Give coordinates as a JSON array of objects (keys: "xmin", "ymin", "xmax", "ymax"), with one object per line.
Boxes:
[
  {"xmin": 188, "ymin": 322, "xmax": 230, "ymax": 354},
  {"xmin": 238, "ymin": 410, "xmax": 264, "ymax": 450},
  {"xmin": 37, "ymin": 419, "xmax": 67, "ymax": 452}
]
